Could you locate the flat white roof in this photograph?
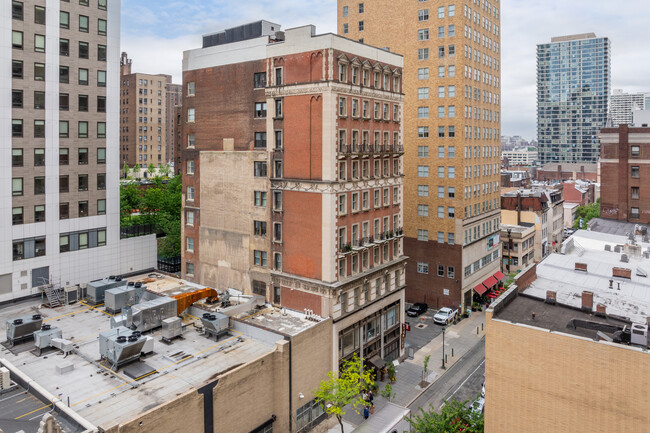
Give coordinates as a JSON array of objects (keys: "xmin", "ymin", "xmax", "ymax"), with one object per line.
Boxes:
[{"xmin": 524, "ymin": 230, "xmax": 650, "ymax": 322}]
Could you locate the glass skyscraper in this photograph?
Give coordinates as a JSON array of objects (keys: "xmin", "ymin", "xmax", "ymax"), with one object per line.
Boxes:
[{"xmin": 537, "ymin": 33, "xmax": 611, "ymax": 164}]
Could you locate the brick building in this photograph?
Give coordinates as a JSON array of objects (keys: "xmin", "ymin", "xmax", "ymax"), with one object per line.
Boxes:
[
  {"xmin": 562, "ymin": 180, "xmax": 595, "ymax": 206},
  {"xmin": 536, "ymin": 162, "xmax": 599, "ymax": 182},
  {"xmin": 601, "ymin": 124, "xmax": 650, "ymax": 222},
  {"xmin": 119, "ymin": 52, "xmax": 180, "ymax": 172},
  {"xmin": 181, "ymin": 22, "xmax": 407, "ymax": 367},
  {"xmin": 338, "ymin": 0, "xmax": 503, "ymax": 310},
  {"xmin": 165, "ymin": 82, "xmax": 182, "ymax": 170}
]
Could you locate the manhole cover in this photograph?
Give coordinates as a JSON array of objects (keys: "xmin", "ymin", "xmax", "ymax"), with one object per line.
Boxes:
[{"xmin": 416, "ymin": 323, "xmax": 427, "ymax": 329}]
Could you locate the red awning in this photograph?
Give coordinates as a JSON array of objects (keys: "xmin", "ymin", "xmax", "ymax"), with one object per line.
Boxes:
[
  {"xmin": 482, "ymin": 276, "xmax": 498, "ymax": 288},
  {"xmin": 474, "ymin": 283, "xmax": 488, "ymax": 295},
  {"xmin": 494, "ymin": 271, "xmax": 506, "ymax": 281}
]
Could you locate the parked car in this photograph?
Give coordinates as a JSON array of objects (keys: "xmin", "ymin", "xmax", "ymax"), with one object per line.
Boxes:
[
  {"xmin": 406, "ymin": 303, "xmax": 428, "ymax": 317},
  {"xmin": 433, "ymin": 307, "xmax": 458, "ymax": 325},
  {"xmin": 471, "ymin": 397, "xmax": 485, "ymax": 414},
  {"xmin": 481, "ymin": 382, "xmax": 485, "ymax": 398}
]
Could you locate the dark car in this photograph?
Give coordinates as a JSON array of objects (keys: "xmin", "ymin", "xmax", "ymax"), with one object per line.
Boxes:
[{"xmin": 406, "ymin": 303, "xmax": 428, "ymax": 317}]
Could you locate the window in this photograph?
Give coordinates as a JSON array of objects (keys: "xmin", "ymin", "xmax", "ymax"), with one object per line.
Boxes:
[
  {"xmin": 437, "ymin": 265, "xmax": 444, "ymax": 276},
  {"xmin": 418, "ymin": 146, "xmax": 429, "ymax": 157},
  {"xmin": 34, "ymin": 148, "xmax": 45, "ymax": 166},
  {"xmin": 359, "ymin": 2, "xmax": 364, "ymax": 13},
  {"xmin": 343, "ymin": 5, "xmax": 348, "ymax": 16},
  {"xmin": 79, "ymin": 68, "xmax": 89, "ymax": 85},
  {"xmin": 79, "ymin": 15, "xmax": 89, "ymax": 32},
  {"xmin": 418, "ymin": 185, "xmax": 429, "ymax": 197},
  {"xmin": 186, "ymin": 237, "xmax": 194, "ymax": 252},
  {"xmin": 438, "ymin": 6, "xmax": 445, "ymax": 18},
  {"xmin": 12, "ymin": 149, "xmax": 23, "ymax": 167},
  {"xmin": 254, "ymin": 132, "xmax": 267, "ymax": 148},
  {"xmin": 418, "ymin": 29, "xmax": 429, "ymax": 41},
  {"xmin": 13, "ymin": 207, "xmax": 23, "ymax": 225},
  {"xmin": 438, "ymin": 106, "xmax": 445, "ymax": 118},
  {"xmin": 32, "ymin": 61, "xmax": 45, "ymax": 81},
  {"xmin": 186, "ymin": 160, "xmax": 195, "ymax": 175},
  {"xmin": 438, "ymin": 166, "xmax": 445, "ymax": 178},
  {"xmin": 632, "ymin": 166, "xmax": 640, "ymax": 178},
  {"xmin": 60, "ymin": 66, "xmax": 69, "ymax": 83},
  {"xmin": 186, "ymin": 263, "xmax": 194, "ymax": 275},
  {"xmin": 97, "ymin": 173, "xmax": 106, "ymax": 190},
  {"xmin": 12, "ymin": 1, "xmax": 23, "ymax": 20},
  {"xmin": 417, "ymin": 229, "xmax": 428, "ymax": 241},
  {"xmin": 448, "ymin": 207, "xmax": 455, "ymax": 218},
  {"xmin": 275, "ymin": 67, "xmax": 282, "ymax": 85},
  {"xmin": 254, "ymin": 250, "xmax": 268, "ymax": 267},
  {"xmin": 632, "ymin": 187, "xmax": 640, "ymax": 199},
  {"xmin": 97, "ymin": 96, "xmax": 106, "ymax": 112},
  {"xmin": 254, "ymin": 221, "xmax": 267, "ymax": 237},
  {"xmin": 12, "ymin": 178, "xmax": 23, "ymax": 196},
  {"xmin": 448, "ymin": 186, "xmax": 455, "ymax": 198},
  {"xmin": 274, "ymin": 223, "xmax": 282, "ymax": 242},
  {"xmin": 97, "ymin": 19, "xmax": 107, "ymax": 36},
  {"xmin": 60, "ymin": 93, "xmax": 70, "ymax": 110},
  {"xmin": 12, "ymin": 119, "xmax": 23, "ymax": 137},
  {"xmin": 253, "ymin": 72, "xmax": 266, "ymax": 88},
  {"xmin": 438, "ymin": 26, "xmax": 444, "ymax": 38},
  {"xmin": 96, "ymin": 147, "xmax": 106, "ymax": 164},
  {"xmin": 78, "ymin": 121, "xmax": 88, "ymax": 138},
  {"xmin": 59, "ymin": 149, "xmax": 69, "ymax": 165},
  {"xmin": 631, "ymin": 207, "xmax": 640, "ymax": 219},
  {"xmin": 418, "ymin": 107, "xmax": 429, "ymax": 119},
  {"xmin": 438, "ymin": 46, "xmax": 445, "ymax": 58},
  {"xmin": 34, "ymin": 176, "xmax": 45, "ymax": 194},
  {"xmin": 418, "ymin": 205, "xmax": 428, "ymax": 217},
  {"xmin": 448, "ymin": 25, "xmax": 455, "ymax": 37},
  {"xmin": 343, "ymin": 23, "xmax": 349, "ymax": 34},
  {"xmin": 418, "ymin": 67, "xmax": 429, "ymax": 80},
  {"xmin": 254, "ymin": 191, "xmax": 267, "ymax": 207},
  {"xmin": 438, "ymin": 126, "xmax": 445, "ymax": 138},
  {"xmin": 188, "ymin": 108, "xmax": 195, "ymax": 122},
  {"xmin": 60, "ymin": 11, "xmax": 70, "ymax": 29},
  {"xmin": 254, "ymin": 161, "xmax": 267, "ymax": 177},
  {"xmin": 417, "ymin": 166, "xmax": 429, "ymax": 177},
  {"xmin": 448, "ymin": 4, "xmax": 455, "ymax": 16},
  {"xmin": 12, "ymin": 60, "xmax": 23, "ymax": 78},
  {"xmin": 79, "ymin": 41, "xmax": 89, "ymax": 58},
  {"xmin": 255, "ymin": 102, "xmax": 267, "ymax": 118},
  {"xmin": 99, "ymin": 0, "xmax": 107, "ymax": 10},
  {"xmin": 78, "ymin": 94, "xmax": 89, "ymax": 111},
  {"xmin": 60, "ymin": 121, "xmax": 69, "ymax": 137},
  {"xmin": 418, "ymin": 48, "xmax": 429, "ymax": 60},
  {"xmin": 418, "ymin": 9, "xmax": 429, "ymax": 21},
  {"xmin": 418, "ymin": 127, "xmax": 429, "ymax": 138},
  {"xmin": 632, "ymin": 146, "xmax": 640, "ymax": 157},
  {"xmin": 33, "ymin": 205, "xmax": 45, "ymax": 223},
  {"xmin": 273, "ymin": 190, "xmax": 282, "ymax": 210},
  {"xmin": 438, "ymin": 86, "xmax": 445, "ymax": 98},
  {"xmin": 12, "ymin": 31, "xmax": 24, "ymax": 49},
  {"xmin": 187, "ymin": 134, "xmax": 195, "ymax": 148},
  {"xmin": 12, "ymin": 90, "xmax": 23, "ymax": 108},
  {"xmin": 60, "ymin": 203, "xmax": 69, "ymax": 219},
  {"xmin": 437, "ymin": 206, "xmax": 444, "ymax": 218},
  {"xmin": 358, "ymin": 21, "xmax": 364, "ymax": 31},
  {"xmin": 186, "ymin": 210, "xmax": 194, "ymax": 226},
  {"xmin": 97, "ymin": 70, "xmax": 106, "ymax": 87},
  {"xmin": 448, "ymin": 233, "xmax": 455, "ymax": 245},
  {"xmin": 448, "ymin": 167, "xmax": 455, "ymax": 178},
  {"xmin": 418, "ymin": 87, "xmax": 429, "ymax": 99},
  {"xmin": 78, "ymin": 148, "xmax": 88, "ymax": 165},
  {"xmin": 338, "ymin": 194, "xmax": 347, "ymax": 215},
  {"xmin": 78, "ymin": 174, "xmax": 88, "ymax": 191}
]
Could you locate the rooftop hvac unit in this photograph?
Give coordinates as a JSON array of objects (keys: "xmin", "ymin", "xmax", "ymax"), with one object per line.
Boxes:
[
  {"xmin": 105, "ymin": 286, "xmax": 137, "ymax": 314},
  {"xmin": 33, "ymin": 325, "xmax": 63, "ymax": 356},
  {"xmin": 162, "ymin": 317, "xmax": 182, "ymax": 342},
  {"xmin": 630, "ymin": 323, "xmax": 649, "ymax": 347},
  {"xmin": 0, "ymin": 367, "xmax": 10, "ymax": 390},
  {"xmin": 5, "ymin": 314, "xmax": 43, "ymax": 347},
  {"xmin": 64, "ymin": 286, "xmax": 78, "ymax": 305},
  {"xmin": 87, "ymin": 278, "xmax": 128, "ymax": 305},
  {"xmin": 200, "ymin": 312, "xmax": 230, "ymax": 341},
  {"xmin": 99, "ymin": 326, "xmax": 146, "ymax": 369},
  {"xmin": 128, "ymin": 296, "xmax": 177, "ymax": 333},
  {"xmin": 621, "ymin": 254, "xmax": 629, "ymax": 263}
]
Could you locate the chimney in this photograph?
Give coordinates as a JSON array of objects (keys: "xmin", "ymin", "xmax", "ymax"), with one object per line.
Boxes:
[
  {"xmin": 581, "ymin": 291, "xmax": 593, "ymax": 312},
  {"xmin": 575, "ymin": 263, "xmax": 588, "ymax": 272},
  {"xmin": 120, "ymin": 52, "xmax": 132, "ymax": 76},
  {"xmin": 545, "ymin": 290, "xmax": 557, "ymax": 304},
  {"xmin": 595, "ymin": 303, "xmax": 607, "ymax": 317}
]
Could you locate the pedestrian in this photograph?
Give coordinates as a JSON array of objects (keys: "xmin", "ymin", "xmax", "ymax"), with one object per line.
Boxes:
[
  {"xmin": 368, "ymin": 390, "xmax": 374, "ymax": 404},
  {"xmin": 363, "ymin": 406, "xmax": 369, "ymax": 420}
]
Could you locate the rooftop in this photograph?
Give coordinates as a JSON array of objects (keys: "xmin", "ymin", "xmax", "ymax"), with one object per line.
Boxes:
[
  {"xmin": 523, "ymin": 230, "xmax": 650, "ymax": 322},
  {"xmin": 0, "ymin": 274, "xmax": 319, "ymax": 432},
  {"xmin": 494, "ymin": 294, "xmax": 630, "ymax": 341},
  {"xmin": 588, "ymin": 218, "xmax": 647, "ymax": 237},
  {"xmin": 501, "ymin": 223, "xmax": 535, "ymax": 234}
]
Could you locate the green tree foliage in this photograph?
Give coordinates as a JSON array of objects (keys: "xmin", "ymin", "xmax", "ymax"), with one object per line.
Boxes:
[
  {"xmin": 573, "ymin": 198, "xmax": 601, "ymax": 229},
  {"xmin": 406, "ymin": 399, "xmax": 484, "ymax": 433},
  {"xmin": 314, "ymin": 355, "xmax": 375, "ymax": 433},
  {"xmin": 147, "ymin": 162, "xmax": 156, "ymax": 177},
  {"xmin": 122, "ymin": 163, "xmax": 130, "ymax": 179},
  {"xmin": 120, "ymin": 175, "xmax": 182, "ymax": 258},
  {"xmin": 133, "ymin": 163, "xmax": 141, "ymax": 178},
  {"xmin": 159, "ymin": 163, "xmax": 172, "ymax": 178}
]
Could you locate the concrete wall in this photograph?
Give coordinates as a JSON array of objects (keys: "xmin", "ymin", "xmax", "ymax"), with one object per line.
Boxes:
[{"xmin": 486, "ymin": 314, "xmax": 650, "ymax": 433}]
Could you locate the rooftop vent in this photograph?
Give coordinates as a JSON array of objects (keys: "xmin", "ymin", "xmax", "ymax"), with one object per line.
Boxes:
[
  {"xmin": 621, "ymin": 254, "xmax": 629, "ymax": 263},
  {"xmin": 595, "ymin": 303, "xmax": 607, "ymax": 317},
  {"xmin": 614, "ymin": 245, "xmax": 622, "ymax": 253},
  {"xmin": 545, "ymin": 290, "xmax": 557, "ymax": 304},
  {"xmin": 581, "ymin": 291, "xmax": 593, "ymax": 313},
  {"xmin": 604, "ymin": 244, "xmax": 612, "ymax": 251},
  {"xmin": 575, "ymin": 262, "xmax": 588, "ymax": 272}
]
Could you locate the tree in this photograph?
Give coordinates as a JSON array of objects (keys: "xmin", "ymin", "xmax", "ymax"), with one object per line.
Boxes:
[
  {"xmin": 422, "ymin": 354, "xmax": 431, "ymax": 382},
  {"xmin": 133, "ymin": 163, "xmax": 141, "ymax": 179},
  {"xmin": 122, "ymin": 163, "xmax": 130, "ymax": 179},
  {"xmin": 147, "ymin": 163, "xmax": 156, "ymax": 177},
  {"xmin": 314, "ymin": 355, "xmax": 375, "ymax": 433},
  {"xmin": 159, "ymin": 163, "xmax": 172, "ymax": 178},
  {"xmin": 406, "ymin": 399, "xmax": 484, "ymax": 433},
  {"xmin": 573, "ymin": 198, "xmax": 601, "ymax": 229},
  {"xmin": 120, "ymin": 183, "xmax": 142, "ymax": 225},
  {"xmin": 381, "ymin": 383, "xmax": 394, "ymax": 402}
]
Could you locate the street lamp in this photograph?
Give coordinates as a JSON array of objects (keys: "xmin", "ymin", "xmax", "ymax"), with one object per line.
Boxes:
[{"xmin": 441, "ymin": 326, "xmax": 446, "ymax": 369}]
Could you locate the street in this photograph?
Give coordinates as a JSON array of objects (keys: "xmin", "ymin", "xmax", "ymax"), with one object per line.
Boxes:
[{"xmin": 408, "ymin": 336, "xmax": 485, "ymax": 412}]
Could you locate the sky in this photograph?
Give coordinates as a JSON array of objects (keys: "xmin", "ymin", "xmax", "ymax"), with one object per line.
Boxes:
[{"xmin": 121, "ymin": 0, "xmax": 650, "ymax": 141}]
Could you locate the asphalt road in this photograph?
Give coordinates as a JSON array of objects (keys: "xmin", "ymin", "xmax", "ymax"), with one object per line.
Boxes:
[{"xmin": 408, "ymin": 336, "xmax": 485, "ymax": 412}]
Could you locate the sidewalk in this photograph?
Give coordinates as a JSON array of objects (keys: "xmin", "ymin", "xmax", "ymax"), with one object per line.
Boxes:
[{"xmin": 341, "ymin": 310, "xmax": 486, "ymax": 429}]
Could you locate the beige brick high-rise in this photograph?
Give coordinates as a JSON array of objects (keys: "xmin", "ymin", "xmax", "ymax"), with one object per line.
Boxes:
[
  {"xmin": 339, "ymin": 1, "xmax": 503, "ymax": 310},
  {"xmin": 119, "ymin": 52, "xmax": 177, "ymax": 172}
]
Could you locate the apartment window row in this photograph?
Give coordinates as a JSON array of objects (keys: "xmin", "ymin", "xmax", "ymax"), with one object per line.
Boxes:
[
  {"xmin": 417, "ymin": 44, "xmax": 455, "ymax": 61},
  {"xmin": 337, "ymin": 158, "xmax": 401, "ymax": 181},
  {"xmin": 463, "ymin": 126, "xmax": 500, "ymax": 140},
  {"xmin": 337, "ymin": 62, "xmax": 401, "ymax": 93},
  {"xmin": 337, "ymin": 188, "xmax": 400, "ymax": 216},
  {"xmin": 12, "ymin": 22, "xmax": 106, "ymax": 55},
  {"xmin": 337, "ymin": 97, "xmax": 400, "ymax": 122},
  {"xmin": 416, "ymin": 261, "xmax": 455, "ymax": 278},
  {"xmin": 12, "ymin": 237, "xmax": 46, "ymax": 261},
  {"xmin": 462, "ymin": 22, "xmax": 499, "ymax": 54},
  {"xmin": 417, "ymin": 146, "xmax": 456, "ymax": 159},
  {"xmin": 59, "ymin": 228, "xmax": 107, "ymax": 254},
  {"xmin": 12, "ymin": 119, "xmax": 106, "ymax": 139},
  {"xmin": 463, "ymin": 85, "xmax": 500, "ymax": 106},
  {"xmin": 464, "ymin": 249, "xmax": 500, "ymax": 278},
  {"xmin": 337, "ymin": 247, "xmax": 401, "ymax": 283},
  {"xmin": 338, "ymin": 303, "xmax": 400, "ymax": 363},
  {"xmin": 59, "ymin": 39, "xmax": 108, "ymax": 61},
  {"xmin": 463, "ymin": 64, "xmax": 500, "ymax": 88},
  {"xmin": 12, "ymin": 61, "xmax": 108, "ymax": 86},
  {"xmin": 416, "ymin": 165, "xmax": 456, "ymax": 179},
  {"xmin": 462, "ymin": 41, "xmax": 500, "ymax": 72},
  {"xmin": 252, "ymin": 68, "xmax": 283, "ymax": 89},
  {"xmin": 464, "ymin": 217, "xmax": 501, "ymax": 246}
]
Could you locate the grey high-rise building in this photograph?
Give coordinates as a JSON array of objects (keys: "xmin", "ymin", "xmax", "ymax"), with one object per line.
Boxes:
[
  {"xmin": 537, "ymin": 33, "xmax": 611, "ymax": 165},
  {"xmin": 610, "ymin": 89, "xmax": 650, "ymax": 126}
]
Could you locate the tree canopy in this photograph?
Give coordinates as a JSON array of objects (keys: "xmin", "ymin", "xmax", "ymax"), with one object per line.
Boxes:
[
  {"xmin": 573, "ymin": 198, "xmax": 600, "ymax": 229},
  {"xmin": 407, "ymin": 399, "xmax": 484, "ymax": 433},
  {"xmin": 314, "ymin": 355, "xmax": 375, "ymax": 433}
]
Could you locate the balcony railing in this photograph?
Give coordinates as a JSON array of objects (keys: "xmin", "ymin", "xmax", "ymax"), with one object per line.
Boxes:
[{"xmin": 338, "ymin": 143, "xmax": 404, "ymax": 158}]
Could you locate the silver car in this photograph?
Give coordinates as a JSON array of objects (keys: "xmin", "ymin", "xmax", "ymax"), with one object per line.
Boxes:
[{"xmin": 433, "ymin": 307, "xmax": 458, "ymax": 325}]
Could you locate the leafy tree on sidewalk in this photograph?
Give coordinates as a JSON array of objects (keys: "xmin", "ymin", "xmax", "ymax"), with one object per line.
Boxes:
[
  {"xmin": 314, "ymin": 354, "xmax": 374, "ymax": 433},
  {"xmin": 573, "ymin": 198, "xmax": 600, "ymax": 229},
  {"xmin": 406, "ymin": 399, "xmax": 484, "ymax": 433}
]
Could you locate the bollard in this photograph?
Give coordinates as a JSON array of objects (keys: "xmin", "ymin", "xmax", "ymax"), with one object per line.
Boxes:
[
  {"xmin": 482, "ymin": 323, "xmax": 484, "ymax": 331},
  {"xmin": 452, "ymin": 347, "xmax": 454, "ymax": 357},
  {"xmin": 445, "ymin": 354, "xmax": 448, "ymax": 363},
  {"xmin": 477, "ymin": 326, "xmax": 479, "ymax": 335}
]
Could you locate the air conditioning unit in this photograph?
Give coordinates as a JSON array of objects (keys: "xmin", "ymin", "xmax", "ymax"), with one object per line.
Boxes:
[
  {"xmin": 64, "ymin": 286, "xmax": 78, "ymax": 304},
  {"xmin": 0, "ymin": 367, "xmax": 10, "ymax": 390}
]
